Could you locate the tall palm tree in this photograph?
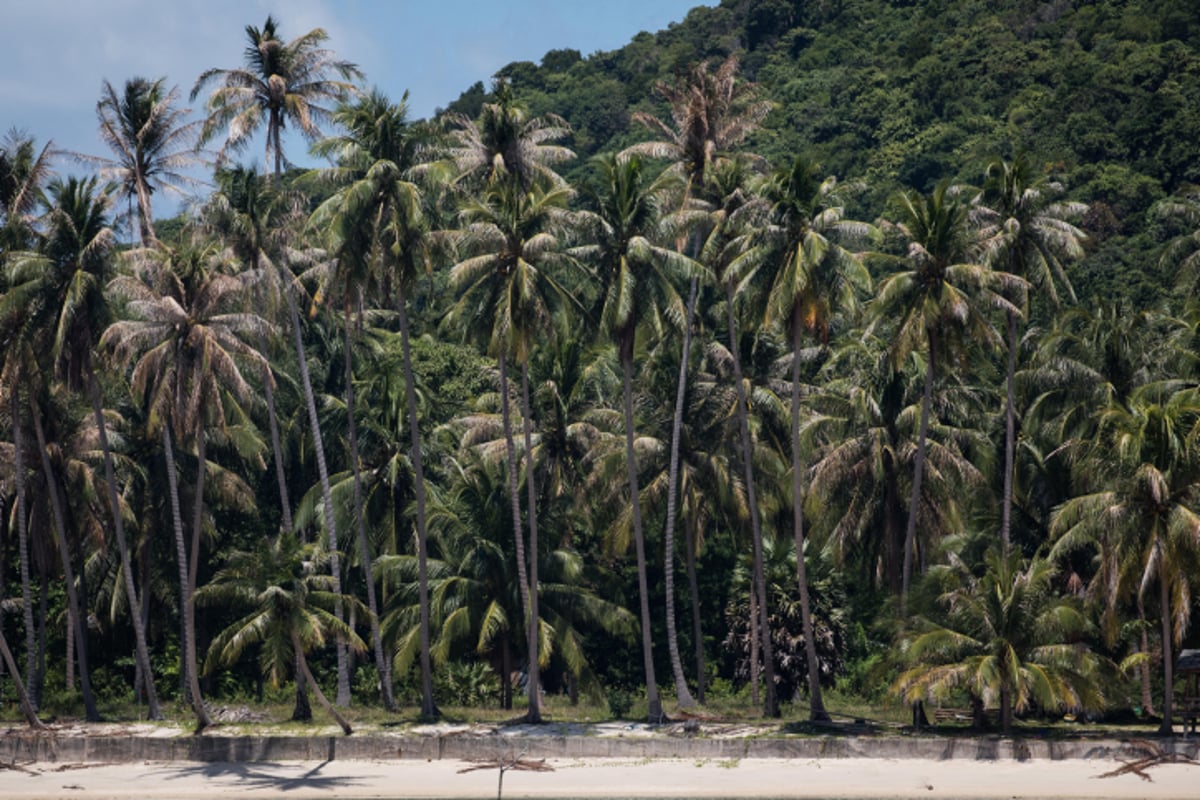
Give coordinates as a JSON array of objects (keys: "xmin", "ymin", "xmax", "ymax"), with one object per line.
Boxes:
[
  {"xmin": 198, "ymin": 531, "xmax": 365, "ymax": 735},
  {"xmin": 191, "ymin": 15, "xmax": 361, "ymax": 176},
  {"xmin": 0, "ymin": 130, "xmax": 54, "ymax": 697},
  {"xmin": 974, "ymin": 155, "xmax": 1086, "ymax": 552},
  {"xmin": 1051, "ymin": 381, "xmax": 1200, "ymax": 734},
  {"xmin": 573, "ymin": 153, "xmax": 703, "ymax": 717},
  {"xmin": 440, "ymin": 79, "xmax": 573, "ymax": 193},
  {"xmin": 894, "ymin": 549, "xmax": 1109, "ymax": 734},
  {"xmin": 307, "ymin": 88, "xmax": 436, "ymax": 715},
  {"xmin": 79, "ymin": 77, "xmax": 203, "ymax": 245},
  {"xmin": 622, "ymin": 57, "xmax": 770, "ymax": 707},
  {"xmin": 445, "ymin": 179, "xmax": 578, "ymax": 722},
  {"xmin": 102, "ymin": 236, "xmax": 271, "ymax": 731},
  {"xmin": 755, "ymin": 157, "xmax": 872, "ymax": 720},
  {"xmin": 871, "ymin": 184, "xmax": 1023, "ymax": 604}
]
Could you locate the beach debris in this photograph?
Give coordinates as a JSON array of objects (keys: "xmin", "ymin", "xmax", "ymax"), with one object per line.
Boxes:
[
  {"xmin": 457, "ymin": 755, "xmax": 555, "ymax": 774},
  {"xmin": 1095, "ymin": 738, "xmax": 1199, "ymax": 782}
]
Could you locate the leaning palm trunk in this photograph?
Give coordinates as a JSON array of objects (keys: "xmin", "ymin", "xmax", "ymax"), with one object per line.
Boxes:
[
  {"xmin": 397, "ymin": 295, "xmax": 436, "ymax": 720},
  {"xmin": 31, "ymin": 404, "xmax": 100, "ymax": 721},
  {"xmin": 162, "ymin": 427, "xmax": 191, "ymax": 701},
  {"xmin": 661, "ymin": 278, "xmax": 698, "ymax": 709},
  {"xmin": 619, "ymin": 334, "xmax": 663, "ymax": 723},
  {"xmin": 1137, "ymin": 598, "xmax": 1156, "ymax": 716},
  {"xmin": 790, "ymin": 319, "xmax": 828, "ymax": 721},
  {"xmin": 1000, "ymin": 311, "xmax": 1017, "ymax": 553},
  {"xmin": 87, "ymin": 368, "xmax": 162, "ymax": 719},
  {"xmin": 12, "ymin": 390, "xmax": 37, "ymax": 697},
  {"xmin": 281, "ymin": 263, "xmax": 350, "ymax": 706},
  {"xmin": 184, "ymin": 425, "xmax": 214, "ymax": 732},
  {"xmin": 724, "ymin": 289, "xmax": 779, "ymax": 718},
  {"xmin": 0, "ymin": 628, "xmax": 44, "ymax": 729},
  {"xmin": 520, "ymin": 363, "xmax": 542, "ymax": 723},
  {"xmin": 343, "ymin": 312, "xmax": 395, "ymax": 711},
  {"xmin": 497, "ymin": 353, "xmax": 534, "ymax": 672},
  {"xmin": 292, "ymin": 632, "xmax": 352, "ymax": 736},
  {"xmin": 259, "ymin": 336, "xmax": 293, "ymax": 534},
  {"xmin": 685, "ymin": 516, "xmax": 706, "ymax": 703},
  {"xmin": 1158, "ymin": 571, "xmax": 1175, "ymax": 734},
  {"xmin": 902, "ymin": 335, "xmax": 936, "ymax": 609}
]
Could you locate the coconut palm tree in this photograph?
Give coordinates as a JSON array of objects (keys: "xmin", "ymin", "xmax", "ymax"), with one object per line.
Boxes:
[
  {"xmin": 445, "ymin": 179, "xmax": 579, "ymax": 721},
  {"xmin": 307, "ymin": 88, "xmax": 436, "ymax": 715},
  {"xmin": 440, "ymin": 79, "xmax": 573, "ymax": 193},
  {"xmin": 102, "ymin": 236, "xmax": 271, "ymax": 731},
  {"xmin": 622, "ymin": 56, "xmax": 770, "ymax": 707},
  {"xmin": 198, "ymin": 531, "xmax": 365, "ymax": 735},
  {"xmin": 871, "ymin": 184, "xmax": 1024, "ymax": 604},
  {"xmin": 754, "ymin": 157, "xmax": 872, "ymax": 720},
  {"xmin": 191, "ymin": 15, "xmax": 361, "ymax": 176},
  {"xmin": 974, "ymin": 155, "xmax": 1086, "ymax": 552},
  {"xmin": 894, "ymin": 549, "xmax": 1109, "ymax": 734},
  {"xmin": 1051, "ymin": 381, "xmax": 1200, "ymax": 734},
  {"xmin": 78, "ymin": 77, "xmax": 203, "ymax": 245},
  {"xmin": 381, "ymin": 453, "xmax": 636, "ymax": 709},
  {"xmin": 572, "ymin": 152, "xmax": 704, "ymax": 717}
]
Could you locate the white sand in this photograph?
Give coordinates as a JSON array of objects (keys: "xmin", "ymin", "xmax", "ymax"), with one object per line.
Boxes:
[{"xmin": 2, "ymin": 756, "xmax": 1197, "ymax": 799}]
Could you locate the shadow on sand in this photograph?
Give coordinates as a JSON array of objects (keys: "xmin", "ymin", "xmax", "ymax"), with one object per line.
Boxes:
[{"xmin": 152, "ymin": 760, "xmax": 366, "ymax": 793}]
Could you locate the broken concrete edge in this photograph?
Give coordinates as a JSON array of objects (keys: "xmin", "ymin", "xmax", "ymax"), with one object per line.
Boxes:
[{"xmin": 1, "ymin": 734, "xmax": 1197, "ymax": 764}]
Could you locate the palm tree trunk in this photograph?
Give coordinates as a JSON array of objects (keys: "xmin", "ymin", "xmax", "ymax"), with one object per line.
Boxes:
[
  {"xmin": 396, "ymin": 293, "xmax": 437, "ymax": 721},
  {"xmin": 790, "ymin": 321, "xmax": 828, "ymax": 721},
  {"xmin": 1000, "ymin": 310, "xmax": 1018, "ymax": 553},
  {"xmin": 620, "ymin": 337, "xmax": 662, "ymax": 723},
  {"xmin": 281, "ymin": 264, "xmax": 350, "ymax": 706},
  {"xmin": 343, "ymin": 310, "xmax": 395, "ymax": 711},
  {"xmin": 1000, "ymin": 686, "xmax": 1012, "ymax": 735},
  {"xmin": 12, "ymin": 389, "xmax": 36, "ymax": 698},
  {"xmin": 749, "ymin": 586, "xmax": 760, "ymax": 707},
  {"xmin": 31, "ymin": 403, "xmax": 100, "ymax": 721},
  {"xmin": 260, "ymin": 336, "xmax": 293, "ymax": 534},
  {"xmin": 902, "ymin": 335, "xmax": 937, "ymax": 610},
  {"xmin": 724, "ymin": 289, "xmax": 779, "ymax": 718},
  {"xmin": 662, "ymin": 278, "xmax": 698, "ymax": 709},
  {"xmin": 0, "ymin": 627, "xmax": 44, "ymax": 729},
  {"xmin": 519, "ymin": 362, "xmax": 542, "ymax": 723},
  {"xmin": 87, "ymin": 367, "xmax": 162, "ymax": 719},
  {"xmin": 292, "ymin": 633, "xmax": 352, "ymax": 736},
  {"xmin": 186, "ymin": 425, "xmax": 213, "ymax": 732},
  {"xmin": 162, "ymin": 427, "xmax": 193, "ymax": 705},
  {"xmin": 497, "ymin": 353, "xmax": 533, "ymax": 669},
  {"xmin": 134, "ymin": 175, "xmax": 158, "ymax": 246},
  {"xmin": 1137, "ymin": 597, "xmax": 1156, "ymax": 716},
  {"xmin": 685, "ymin": 515, "xmax": 706, "ymax": 704},
  {"xmin": 34, "ymin": 570, "xmax": 48, "ymax": 708},
  {"xmin": 1158, "ymin": 567, "xmax": 1175, "ymax": 735}
]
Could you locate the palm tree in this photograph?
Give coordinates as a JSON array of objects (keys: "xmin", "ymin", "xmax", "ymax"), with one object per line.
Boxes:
[
  {"xmin": 102, "ymin": 236, "xmax": 271, "ymax": 731},
  {"xmin": 440, "ymin": 79, "xmax": 573, "ymax": 193},
  {"xmin": 0, "ymin": 130, "xmax": 54, "ymax": 697},
  {"xmin": 573, "ymin": 153, "xmax": 703, "ymax": 717},
  {"xmin": 381, "ymin": 453, "xmax": 636, "ymax": 709},
  {"xmin": 755, "ymin": 157, "xmax": 872, "ymax": 720},
  {"xmin": 6, "ymin": 175, "xmax": 142, "ymax": 721},
  {"xmin": 622, "ymin": 57, "xmax": 770, "ymax": 707},
  {"xmin": 1051, "ymin": 381, "xmax": 1200, "ymax": 734},
  {"xmin": 871, "ymin": 184, "xmax": 1023, "ymax": 604},
  {"xmin": 974, "ymin": 155, "xmax": 1086, "ymax": 552},
  {"xmin": 445, "ymin": 179, "xmax": 579, "ymax": 721},
  {"xmin": 307, "ymin": 88, "xmax": 436, "ymax": 715},
  {"xmin": 894, "ymin": 549, "xmax": 1109, "ymax": 734},
  {"xmin": 198, "ymin": 531, "xmax": 365, "ymax": 735},
  {"xmin": 79, "ymin": 77, "xmax": 203, "ymax": 245},
  {"xmin": 191, "ymin": 15, "xmax": 361, "ymax": 177}
]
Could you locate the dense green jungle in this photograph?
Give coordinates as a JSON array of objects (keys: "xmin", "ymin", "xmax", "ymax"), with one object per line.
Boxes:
[{"xmin": 2, "ymin": 0, "xmax": 1200, "ymax": 737}]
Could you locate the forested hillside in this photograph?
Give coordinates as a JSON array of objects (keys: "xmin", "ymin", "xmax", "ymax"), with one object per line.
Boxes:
[
  {"xmin": 2, "ymin": 0, "xmax": 1200, "ymax": 736},
  {"xmin": 463, "ymin": 0, "xmax": 1200, "ymax": 305}
]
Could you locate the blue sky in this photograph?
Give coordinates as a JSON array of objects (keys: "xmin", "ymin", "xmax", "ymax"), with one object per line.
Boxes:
[{"xmin": 1, "ymin": 0, "xmax": 709, "ymax": 209}]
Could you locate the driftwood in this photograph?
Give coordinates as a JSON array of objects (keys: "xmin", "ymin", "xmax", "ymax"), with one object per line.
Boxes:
[
  {"xmin": 1096, "ymin": 739, "xmax": 1199, "ymax": 782},
  {"xmin": 457, "ymin": 756, "xmax": 554, "ymax": 774}
]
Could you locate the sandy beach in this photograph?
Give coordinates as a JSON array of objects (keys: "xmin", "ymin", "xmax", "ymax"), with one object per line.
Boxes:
[{"xmin": 2, "ymin": 755, "xmax": 1198, "ymax": 799}]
